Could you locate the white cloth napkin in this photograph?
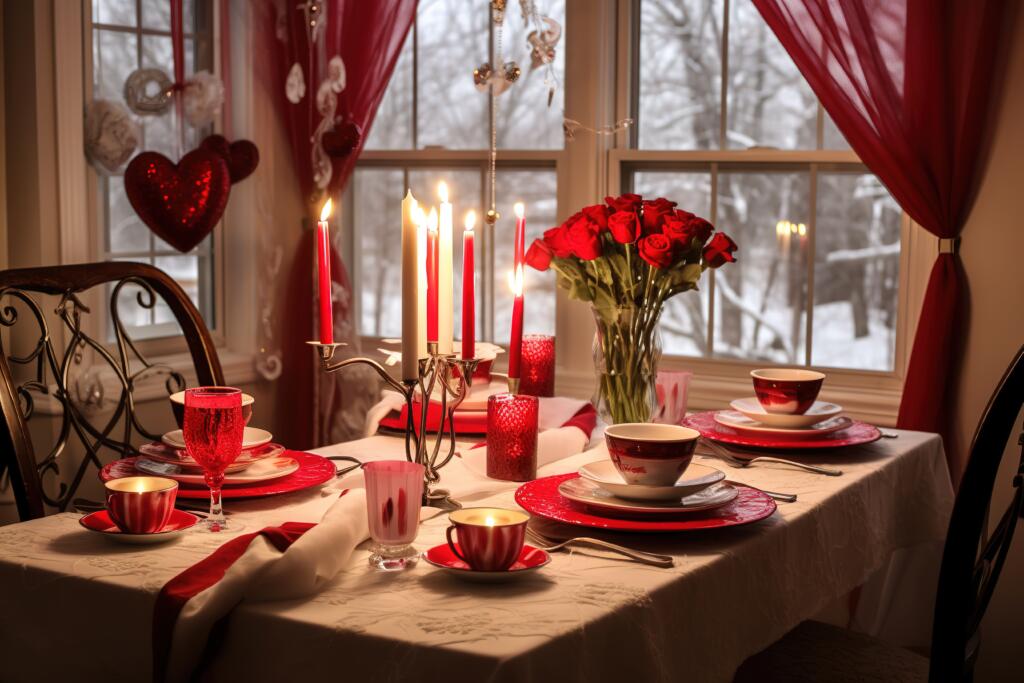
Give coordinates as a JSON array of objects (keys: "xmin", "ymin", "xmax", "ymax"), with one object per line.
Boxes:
[{"xmin": 163, "ymin": 490, "xmax": 368, "ymax": 683}]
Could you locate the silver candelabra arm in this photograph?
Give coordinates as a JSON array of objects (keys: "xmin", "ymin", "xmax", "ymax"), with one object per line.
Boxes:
[{"xmin": 308, "ymin": 341, "xmax": 480, "ymax": 510}]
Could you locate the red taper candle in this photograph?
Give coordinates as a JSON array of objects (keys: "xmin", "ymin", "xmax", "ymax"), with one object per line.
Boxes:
[
  {"xmin": 316, "ymin": 199, "xmax": 334, "ymax": 345},
  {"xmin": 462, "ymin": 210, "xmax": 477, "ymax": 359}
]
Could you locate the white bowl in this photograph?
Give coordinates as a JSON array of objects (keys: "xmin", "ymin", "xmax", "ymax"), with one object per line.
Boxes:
[{"xmin": 578, "ymin": 459, "xmax": 725, "ymax": 501}]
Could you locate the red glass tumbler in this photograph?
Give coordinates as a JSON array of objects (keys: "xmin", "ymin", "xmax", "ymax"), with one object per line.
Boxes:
[
  {"xmin": 486, "ymin": 393, "xmax": 539, "ymax": 481},
  {"xmin": 519, "ymin": 334, "xmax": 555, "ymax": 397}
]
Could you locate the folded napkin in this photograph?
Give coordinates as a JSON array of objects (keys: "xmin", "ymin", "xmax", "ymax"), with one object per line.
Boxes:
[{"xmin": 153, "ymin": 489, "xmax": 368, "ymax": 683}]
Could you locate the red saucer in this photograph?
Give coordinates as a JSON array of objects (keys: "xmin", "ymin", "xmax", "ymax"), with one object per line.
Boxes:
[
  {"xmin": 683, "ymin": 410, "xmax": 882, "ymax": 450},
  {"xmin": 79, "ymin": 509, "xmax": 199, "ymax": 544},
  {"xmin": 515, "ymin": 473, "xmax": 777, "ymax": 533},
  {"xmin": 99, "ymin": 451, "xmax": 336, "ymax": 499},
  {"xmin": 423, "ymin": 543, "xmax": 551, "ymax": 581}
]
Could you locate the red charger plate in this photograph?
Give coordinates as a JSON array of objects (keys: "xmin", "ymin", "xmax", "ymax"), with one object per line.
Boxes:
[
  {"xmin": 683, "ymin": 411, "xmax": 881, "ymax": 450},
  {"xmin": 100, "ymin": 451, "xmax": 335, "ymax": 499},
  {"xmin": 515, "ymin": 473, "xmax": 777, "ymax": 533}
]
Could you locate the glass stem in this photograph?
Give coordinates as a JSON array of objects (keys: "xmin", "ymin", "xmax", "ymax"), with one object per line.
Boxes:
[{"xmin": 209, "ymin": 486, "xmax": 225, "ymax": 529}]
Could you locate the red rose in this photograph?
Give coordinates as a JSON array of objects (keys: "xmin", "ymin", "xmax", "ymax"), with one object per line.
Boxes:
[
  {"xmin": 689, "ymin": 217, "xmax": 714, "ymax": 243},
  {"xmin": 525, "ymin": 238, "xmax": 553, "ymax": 271},
  {"xmin": 543, "ymin": 226, "xmax": 573, "ymax": 258},
  {"xmin": 605, "ymin": 193, "xmax": 643, "ymax": 213},
  {"xmin": 607, "ymin": 210, "xmax": 642, "ymax": 244},
  {"xmin": 674, "ymin": 209, "xmax": 696, "ymax": 223},
  {"xmin": 638, "ymin": 233, "xmax": 674, "ymax": 269},
  {"xmin": 582, "ymin": 204, "xmax": 610, "ymax": 229},
  {"xmin": 641, "ymin": 198, "xmax": 677, "ymax": 234},
  {"xmin": 567, "ymin": 219, "xmax": 603, "ymax": 260},
  {"xmin": 661, "ymin": 215, "xmax": 694, "ymax": 246},
  {"xmin": 703, "ymin": 232, "xmax": 738, "ymax": 268}
]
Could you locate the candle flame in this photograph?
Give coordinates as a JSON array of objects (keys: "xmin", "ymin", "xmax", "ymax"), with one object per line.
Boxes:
[
  {"xmin": 797, "ymin": 223, "xmax": 807, "ymax": 236},
  {"xmin": 790, "ymin": 222, "xmax": 798, "ymax": 234},
  {"xmin": 484, "ymin": 515, "xmax": 496, "ymax": 527},
  {"xmin": 464, "ymin": 210, "xmax": 477, "ymax": 232},
  {"xmin": 413, "ymin": 205, "xmax": 426, "ymax": 227},
  {"xmin": 513, "ymin": 202, "xmax": 525, "ymax": 219},
  {"xmin": 507, "ymin": 265, "xmax": 524, "ymax": 297},
  {"xmin": 776, "ymin": 220, "xmax": 787, "ymax": 236},
  {"xmin": 438, "ymin": 181, "xmax": 449, "ymax": 203},
  {"xmin": 427, "ymin": 207, "xmax": 439, "ymax": 233},
  {"xmin": 319, "ymin": 198, "xmax": 333, "ymax": 222}
]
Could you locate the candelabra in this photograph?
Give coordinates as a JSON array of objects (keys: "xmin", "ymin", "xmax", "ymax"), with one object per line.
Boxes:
[{"xmin": 309, "ymin": 341, "xmax": 480, "ymax": 509}]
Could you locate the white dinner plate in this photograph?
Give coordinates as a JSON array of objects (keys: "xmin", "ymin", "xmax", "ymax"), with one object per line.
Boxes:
[
  {"xmin": 135, "ymin": 455, "xmax": 299, "ymax": 486},
  {"xmin": 558, "ymin": 477, "xmax": 738, "ymax": 515},
  {"xmin": 138, "ymin": 442, "xmax": 285, "ymax": 472},
  {"xmin": 730, "ymin": 397, "xmax": 843, "ymax": 429},
  {"xmin": 714, "ymin": 411, "xmax": 853, "ymax": 438},
  {"xmin": 578, "ymin": 460, "xmax": 725, "ymax": 502},
  {"xmin": 162, "ymin": 426, "xmax": 273, "ymax": 451}
]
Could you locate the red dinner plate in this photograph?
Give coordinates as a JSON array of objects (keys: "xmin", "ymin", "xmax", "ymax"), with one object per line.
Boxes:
[
  {"xmin": 99, "ymin": 451, "xmax": 336, "ymax": 499},
  {"xmin": 514, "ymin": 473, "xmax": 777, "ymax": 533},
  {"xmin": 683, "ymin": 411, "xmax": 882, "ymax": 450}
]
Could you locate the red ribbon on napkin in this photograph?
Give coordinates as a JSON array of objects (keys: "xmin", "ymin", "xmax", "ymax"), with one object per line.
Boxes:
[
  {"xmin": 382, "ymin": 400, "xmax": 598, "ymax": 440},
  {"xmin": 152, "ymin": 521, "xmax": 316, "ymax": 680}
]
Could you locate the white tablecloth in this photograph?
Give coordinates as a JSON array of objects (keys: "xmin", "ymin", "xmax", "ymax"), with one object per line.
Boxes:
[{"xmin": 0, "ymin": 430, "xmax": 952, "ymax": 682}]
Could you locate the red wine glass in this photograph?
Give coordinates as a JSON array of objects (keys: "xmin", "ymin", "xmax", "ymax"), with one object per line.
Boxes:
[{"xmin": 183, "ymin": 387, "xmax": 244, "ymax": 531}]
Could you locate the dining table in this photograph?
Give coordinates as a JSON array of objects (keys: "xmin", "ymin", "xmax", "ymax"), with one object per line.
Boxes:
[{"xmin": 0, "ymin": 410, "xmax": 953, "ymax": 683}]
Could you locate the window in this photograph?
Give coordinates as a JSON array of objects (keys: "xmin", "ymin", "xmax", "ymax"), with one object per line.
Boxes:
[
  {"xmin": 348, "ymin": 0, "xmax": 565, "ymax": 345},
  {"xmin": 90, "ymin": 0, "xmax": 216, "ymax": 339},
  {"xmin": 620, "ymin": 0, "xmax": 903, "ymax": 372}
]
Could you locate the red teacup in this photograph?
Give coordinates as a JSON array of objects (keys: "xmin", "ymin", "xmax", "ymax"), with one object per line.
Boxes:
[
  {"xmin": 751, "ymin": 369, "xmax": 825, "ymax": 415},
  {"xmin": 604, "ymin": 423, "xmax": 701, "ymax": 486},
  {"xmin": 445, "ymin": 507, "xmax": 528, "ymax": 571},
  {"xmin": 105, "ymin": 476, "xmax": 178, "ymax": 534},
  {"xmin": 170, "ymin": 389, "xmax": 254, "ymax": 429}
]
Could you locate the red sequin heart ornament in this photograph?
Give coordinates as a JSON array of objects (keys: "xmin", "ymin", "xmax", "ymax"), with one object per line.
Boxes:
[
  {"xmin": 124, "ymin": 150, "xmax": 231, "ymax": 253},
  {"xmin": 200, "ymin": 134, "xmax": 260, "ymax": 183}
]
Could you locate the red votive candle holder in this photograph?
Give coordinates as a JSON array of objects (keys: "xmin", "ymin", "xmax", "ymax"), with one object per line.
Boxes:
[
  {"xmin": 519, "ymin": 334, "xmax": 555, "ymax": 397},
  {"xmin": 486, "ymin": 393, "xmax": 539, "ymax": 481}
]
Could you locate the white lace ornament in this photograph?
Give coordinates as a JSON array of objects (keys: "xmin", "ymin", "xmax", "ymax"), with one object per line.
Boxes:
[
  {"xmin": 286, "ymin": 63, "xmax": 306, "ymax": 104},
  {"xmin": 83, "ymin": 99, "xmax": 140, "ymax": 173},
  {"xmin": 311, "ymin": 56, "xmax": 347, "ymax": 190},
  {"xmin": 182, "ymin": 71, "xmax": 224, "ymax": 127}
]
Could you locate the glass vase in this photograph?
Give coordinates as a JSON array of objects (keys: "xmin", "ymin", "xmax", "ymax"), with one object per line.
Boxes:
[{"xmin": 591, "ymin": 304, "xmax": 663, "ymax": 425}]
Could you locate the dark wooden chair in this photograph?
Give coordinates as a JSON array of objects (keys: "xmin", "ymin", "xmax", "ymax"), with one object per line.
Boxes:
[
  {"xmin": 0, "ymin": 262, "xmax": 223, "ymax": 521},
  {"xmin": 735, "ymin": 345, "xmax": 1024, "ymax": 682}
]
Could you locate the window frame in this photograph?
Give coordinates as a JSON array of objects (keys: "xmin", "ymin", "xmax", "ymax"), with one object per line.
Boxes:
[
  {"xmin": 84, "ymin": 1, "xmax": 224, "ymax": 354},
  {"xmin": 598, "ymin": 0, "xmax": 931, "ymax": 423}
]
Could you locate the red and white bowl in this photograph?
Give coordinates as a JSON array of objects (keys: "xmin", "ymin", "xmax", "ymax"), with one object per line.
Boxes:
[
  {"xmin": 750, "ymin": 369, "xmax": 825, "ymax": 415},
  {"xmin": 604, "ymin": 423, "xmax": 700, "ymax": 486}
]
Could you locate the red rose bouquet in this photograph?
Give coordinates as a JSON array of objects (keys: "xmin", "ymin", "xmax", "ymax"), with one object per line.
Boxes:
[{"xmin": 526, "ymin": 194, "xmax": 737, "ymax": 423}]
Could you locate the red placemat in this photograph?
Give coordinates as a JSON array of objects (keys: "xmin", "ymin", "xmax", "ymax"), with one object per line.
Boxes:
[
  {"xmin": 99, "ymin": 451, "xmax": 335, "ymax": 499},
  {"xmin": 515, "ymin": 473, "xmax": 777, "ymax": 533},
  {"xmin": 683, "ymin": 411, "xmax": 882, "ymax": 450}
]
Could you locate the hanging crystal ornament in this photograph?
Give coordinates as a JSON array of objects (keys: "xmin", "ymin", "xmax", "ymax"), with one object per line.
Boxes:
[
  {"xmin": 502, "ymin": 62, "xmax": 521, "ymax": 82},
  {"xmin": 473, "ymin": 62, "xmax": 494, "ymax": 90},
  {"xmin": 123, "ymin": 68, "xmax": 174, "ymax": 116},
  {"xmin": 520, "ymin": 1, "xmax": 561, "ymax": 107}
]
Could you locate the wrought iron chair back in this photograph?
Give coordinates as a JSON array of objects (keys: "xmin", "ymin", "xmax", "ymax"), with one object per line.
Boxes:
[
  {"xmin": 930, "ymin": 344, "xmax": 1024, "ymax": 682},
  {"xmin": 0, "ymin": 262, "xmax": 223, "ymax": 520}
]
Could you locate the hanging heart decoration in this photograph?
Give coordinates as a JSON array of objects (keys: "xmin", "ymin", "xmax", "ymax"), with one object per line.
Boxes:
[
  {"xmin": 200, "ymin": 134, "xmax": 260, "ymax": 183},
  {"xmin": 124, "ymin": 149, "xmax": 231, "ymax": 253},
  {"xmin": 321, "ymin": 119, "xmax": 362, "ymax": 158}
]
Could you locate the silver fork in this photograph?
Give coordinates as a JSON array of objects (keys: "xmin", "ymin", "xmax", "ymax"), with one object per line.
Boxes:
[
  {"xmin": 525, "ymin": 525, "xmax": 674, "ymax": 568},
  {"xmin": 699, "ymin": 439, "xmax": 843, "ymax": 477}
]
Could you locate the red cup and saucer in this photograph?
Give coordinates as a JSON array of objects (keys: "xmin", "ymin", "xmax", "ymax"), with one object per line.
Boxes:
[
  {"xmin": 423, "ymin": 507, "xmax": 551, "ymax": 582},
  {"xmin": 79, "ymin": 476, "xmax": 199, "ymax": 544}
]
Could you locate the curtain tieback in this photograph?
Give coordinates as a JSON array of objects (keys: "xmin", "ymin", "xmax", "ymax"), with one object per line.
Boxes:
[{"xmin": 938, "ymin": 237, "xmax": 961, "ymax": 254}]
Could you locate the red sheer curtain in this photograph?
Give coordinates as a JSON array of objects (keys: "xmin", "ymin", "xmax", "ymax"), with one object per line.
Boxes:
[
  {"xmin": 255, "ymin": 1, "xmax": 417, "ymax": 449},
  {"xmin": 752, "ymin": 0, "xmax": 1011, "ymax": 476}
]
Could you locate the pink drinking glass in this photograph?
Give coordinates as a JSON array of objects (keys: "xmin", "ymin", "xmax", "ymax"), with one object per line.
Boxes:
[
  {"xmin": 520, "ymin": 334, "xmax": 555, "ymax": 397},
  {"xmin": 364, "ymin": 461, "xmax": 424, "ymax": 571},
  {"xmin": 183, "ymin": 387, "xmax": 244, "ymax": 532}
]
